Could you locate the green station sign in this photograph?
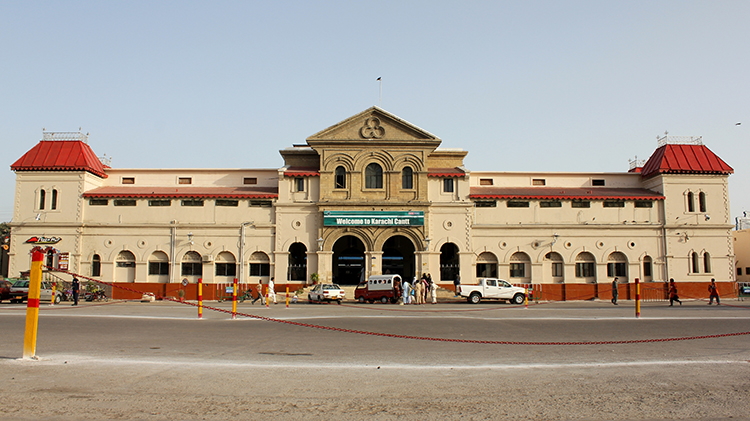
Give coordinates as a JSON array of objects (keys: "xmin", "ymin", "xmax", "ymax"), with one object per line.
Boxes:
[{"xmin": 323, "ymin": 210, "xmax": 424, "ymax": 227}]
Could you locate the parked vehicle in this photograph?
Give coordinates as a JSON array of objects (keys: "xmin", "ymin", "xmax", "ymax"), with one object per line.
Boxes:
[
  {"xmin": 355, "ymin": 274, "xmax": 401, "ymax": 304},
  {"xmin": 308, "ymin": 283, "xmax": 345, "ymax": 304},
  {"xmin": 459, "ymin": 278, "xmax": 527, "ymax": 304},
  {"xmin": 0, "ymin": 280, "xmax": 13, "ymax": 303},
  {"xmin": 9, "ymin": 280, "xmax": 63, "ymax": 304}
]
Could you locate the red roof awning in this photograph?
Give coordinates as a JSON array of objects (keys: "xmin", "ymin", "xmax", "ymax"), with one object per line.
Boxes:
[
  {"xmin": 469, "ymin": 187, "xmax": 664, "ymax": 201},
  {"xmin": 82, "ymin": 186, "xmax": 278, "ymax": 199},
  {"xmin": 284, "ymin": 166, "xmax": 319, "ymax": 177},
  {"xmin": 428, "ymin": 167, "xmax": 466, "ymax": 178},
  {"xmin": 11, "ymin": 140, "xmax": 108, "ymax": 178},
  {"xmin": 640, "ymin": 144, "xmax": 733, "ymax": 178}
]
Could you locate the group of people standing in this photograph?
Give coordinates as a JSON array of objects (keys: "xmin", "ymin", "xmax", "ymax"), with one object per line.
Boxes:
[{"xmin": 400, "ymin": 273, "xmax": 437, "ymax": 305}]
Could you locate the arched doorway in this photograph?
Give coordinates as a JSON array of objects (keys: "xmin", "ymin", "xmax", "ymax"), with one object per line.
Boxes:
[
  {"xmin": 382, "ymin": 235, "xmax": 415, "ymax": 281},
  {"xmin": 333, "ymin": 236, "xmax": 365, "ymax": 285},
  {"xmin": 440, "ymin": 243, "xmax": 459, "ymax": 282},
  {"xmin": 288, "ymin": 243, "xmax": 307, "ymax": 282}
]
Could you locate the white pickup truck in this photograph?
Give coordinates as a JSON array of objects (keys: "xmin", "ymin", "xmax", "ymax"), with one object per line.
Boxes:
[{"xmin": 459, "ymin": 278, "xmax": 527, "ymax": 304}]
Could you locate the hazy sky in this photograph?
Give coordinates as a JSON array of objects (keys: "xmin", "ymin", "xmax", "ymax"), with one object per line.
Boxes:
[{"xmin": 1, "ymin": 1, "xmax": 748, "ymax": 223}]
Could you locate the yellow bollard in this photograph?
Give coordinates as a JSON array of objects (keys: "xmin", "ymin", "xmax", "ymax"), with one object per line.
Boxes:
[
  {"xmin": 198, "ymin": 278, "xmax": 203, "ymax": 319},
  {"xmin": 50, "ymin": 282, "xmax": 56, "ymax": 306},
  {"xmin": 286, "ymin": 285, "xmax": 289, "ymax": 308},
  {"xmin": 524, "ymin": 287, "xmax": 528, "ymax": 309},
  {"xmin": 635, "ymin": 278, "xmax": 641, "ymax": 318},
  {"xmin": 232, "ymin": 278, "xmax": 238, "ymax": 320},
  {"xmin": 23, "ymin": 250, "xmax": 44, "ymax": 359}
]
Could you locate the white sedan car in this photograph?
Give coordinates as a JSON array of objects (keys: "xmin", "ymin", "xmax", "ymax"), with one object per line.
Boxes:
[{"xmin": 308, "ymin": 283, "xmax": 345, "ymax": 304}]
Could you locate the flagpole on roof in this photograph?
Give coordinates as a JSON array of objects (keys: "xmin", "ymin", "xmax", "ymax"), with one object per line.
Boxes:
[{"xmin": 377, "ymin": 77, "xmax": 382, "ymax": 107}]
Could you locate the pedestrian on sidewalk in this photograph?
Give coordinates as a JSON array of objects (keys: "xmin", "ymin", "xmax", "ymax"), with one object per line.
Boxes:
[
  {"xmin": 611, "ymin": 277, "xmax": 619, "ymax": 305},
  {"xmin": 71, "ymin": 276, "xmax": 80, "ymax": 306},
  {"xmin": 453, "ymin": 274, "xmax": 461, "ymax": 297},
  {"xmin": 669, "ymin": 278, "xmax": 682, "ymax": 306},
  {"xmin": 708, "ymin": 278, "xmax": 721, "ymax": 305}
]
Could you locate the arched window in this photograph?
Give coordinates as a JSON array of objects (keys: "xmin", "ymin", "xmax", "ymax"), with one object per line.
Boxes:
[
  {"xmin": 365, "ymin": 163, "xmax": 383, "ymax": 189},
  {"xmin": 402, "ymin": 167, "xmax": 413, "ymax": 189},
  {"xmin": 642, "ymin": 255, "xmax": 653, "ymax": 281},
  {"xmin": 510, "ymin": 252, "xmax": 531, "ymax": 280},
  {"xmin": 607, "ymin": 252, "xmax": 628, "ymax": 280},
  {"xmin": 215, "ymin": 252, "xmax": 237, "ymax": 277},
  {"xmin": 51, "ymin": 189, "xmax": 58, "ymax": 210},
  {"xmin": 148, "ymin": 251, "xmax": 170, "ymax": 283},
  {"xmin": 335, "ymin": 166, "xmax": 346, "ymax": 189},
  {"xmin": 699, "ymin": 192, "xmax": 707, "ymax": 213},
  {"xmin": 476, "ymin": 252, "xmax": 497, "ymax": 278},
  {"xmin": 91, "ymin": 254, "xmax": 101, "ymax": 277},
  {"xmin": 687, "ymin": 191, "xmax": 695, "ymax": 212},
  {"xmin": 181, "ymin": 251, "xmax": 202, "ymax": 277},
  {"xmin": 575, "ymin": 252, "xmax": 596, "ymax": 282},
  {"xmin": 39, "ymin": 189, "xmax": 46, "ymax": 210},
  {"xmin": 691, "ymin": 252, "xmax": 700, "ymax": 274},
  {"xmin": 249, "ymin": 251, "xmax": 270, "ymax": 277},
  {"xmin": 703, "ymin": 252, "xmax": 711, "ymax": 273}
]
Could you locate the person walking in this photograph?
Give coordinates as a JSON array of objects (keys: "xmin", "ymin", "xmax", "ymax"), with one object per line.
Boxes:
[
  {"xmin": 414, "ymin": 277, "xmax": 423, "ymax": 304},
  {"xmin": 453, "ymin": 273, "xmax": 461, "ymax": 297},
  {"xmin": 402, "ymin": 278, "xmax": 411, "ymax": 305},
  {"xmin": 71, "ymin": 276, "xmax": 80, "ymax": 306},
  {"xmin": 669, "ymin": 278, "xmax": 682, "ymax": 306},
  {"xmin": 708, "ymin": 278, "xmax": 721, "ymax": 305},
  {"xmin": 268, "ymin": 277, "xmax": 277, "ymax": 304},
  {"xmin": 251, "ymin": 282, "xmax": 265, "ymax": 305},
  {"xmin": 611, "ymin": 277, "xmax": 619, "ymax": 305},
  {"xmin": 430, "ymin": 277, "xmax": 438, "ymax": 304}
]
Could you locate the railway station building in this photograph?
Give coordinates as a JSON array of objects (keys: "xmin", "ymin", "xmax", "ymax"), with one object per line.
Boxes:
[{"xmin": 8, "ymin": 107, "xmax": 736, "ymax": 300}]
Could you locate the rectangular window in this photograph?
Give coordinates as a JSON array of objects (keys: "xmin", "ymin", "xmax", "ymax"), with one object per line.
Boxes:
[
  {"xmin": 507, "ymin": 201, "xmax": 530, "ymax": 208},
  {"xmin": 117, "ymin": 261, "xmax": 135, "ymax": 268},
  {"xmin": 215, "ymin": 263, "xmax": 236, "ymax": 277},
  {"xmin": 178, "ymin": 177, "xmax": 192, "ymax": 185},
  {"xmin": 89, "ymin": 199, "xmax": 109, "ymax": 206},
  {"xmin": 476, "ymin": 263, "xmax": 497, "ymax": 278},
  {"xmin": 552, "ymin": 263, "xmax": 563, "ymax": 277},
  {"xmin": 243, "ymin": 177, "xmax": 257, "ymax": 185},
  {"xmin": 114, "ymin": 199, "xmax": 136, "ymax": 206},
  {"xmin": 746, "ymin": 267, "xmax": 750, "ymax": 275},
  {"xmin": 540, "ymin": 200, "xmax": 562, "ymax": 208},
  {"xmin": 121, "ymin": 177, "xmax": 135, "ymax": 184},
  {"xmin": 510, "ymin": 263, "xmax": 525, "ymax": 278},
  {"xmin": 148, "ymin": 262, "xmax": 169, "ymax": 275},
  {"xmin": 443, "ymin": 178, "xmax": 454, "ymax": 193},
  {"xmin": 634, "ymin": 201, "xmax": 653, "ymax": 208},
  {"xmin": 148, "ymin": 199, "xmax": 171, "ymax": 207},
  {"xmin": 181, "ymin": 199, "xmax": 204, "ymax": 207},
  {"xmin": 474, "ymin": 200, "xmax": 497, "ymax": 207},
  {"xmin": 572, "ymin": 200, "xmax": 590, "ymax": 208},
  {"xmin": 575, "ymin": 263, "xmax": 595, "ymax": 277},
  {"xmin": 295, "ymin": 177, "xmax": 305, "ymax": 192},
  {"xmin": 592, "ymin": 179, "xmax": 605, "ymax": 186},
  {"xmin": 644, "ymin": 261, "xmax": 652, "ymax": 277},
  {"xmin": 479, "ymin": 178, "xmax": 493, "ymax": 186},
  {"xmin": 607, "ymin": 263, "xmax": 627, "ymax": 277},
  {"xmin": 250, "ymin": 263, "xmax": 270, "ymax": 276},
  {"xmin": 216, "ymin": 199, "xmax": 239, "ymax": 207},
  {"xmin": 738, "ymin": 267, "xmax": 742, "ymax": 276},
  {"xmin": 181, "ymin": 262, "xmax": 202, "ymax": 276},
  {"xmin": 603, "ymin": 200, "xmax": 625, "ymax": 208},
  {"xmin": 532, "ymin": 179, "xmax": 546, "ymax": 186},
  {"xmin": 249, "ymin": 200, "xmax": 273, "ymax": 207}
]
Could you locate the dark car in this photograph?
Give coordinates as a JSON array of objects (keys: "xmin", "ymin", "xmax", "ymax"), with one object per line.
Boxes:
[{"xmin": 0, "ymin": 280, "xmax": 12, "ymax": 303}]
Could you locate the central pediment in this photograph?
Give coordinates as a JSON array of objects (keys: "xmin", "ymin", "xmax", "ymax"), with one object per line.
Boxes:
[{"xmin": 306, "ymin": 106, "xmax": 441, "ymax": 146}]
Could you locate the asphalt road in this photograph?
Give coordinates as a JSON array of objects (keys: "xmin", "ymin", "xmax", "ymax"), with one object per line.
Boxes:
[{"xmin": 1, "ymin": 298, "xmax": 749, "ymax": 420}]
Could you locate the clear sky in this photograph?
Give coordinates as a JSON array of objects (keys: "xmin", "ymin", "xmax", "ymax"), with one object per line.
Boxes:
[{"xmin": 1, "ymin": 1, "xmax": 748, "ymax": 224}]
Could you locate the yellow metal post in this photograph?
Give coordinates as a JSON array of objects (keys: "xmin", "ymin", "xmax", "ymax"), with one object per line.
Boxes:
[
  {"xmin": 232, "ymin": 278, "xmax": 238, "ymax": 319},
  {"xmin": 50, "ymin": 282, "xmax": 56, "ymax": 306},
  {"xmin": 23, "ymin": 250, "xmax": 44, "ymax": 359},
  {"xmin": 198, "ymin": 278, "xmax": 203, "ymax": 319},
  {"xmin": 286, "ymin": 285, "xmax": 289, "ymax": 308}
]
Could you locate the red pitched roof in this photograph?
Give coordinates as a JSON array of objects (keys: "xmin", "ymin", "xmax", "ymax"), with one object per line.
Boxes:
[
  {"xmin": 284, "ymin": 167, "xmax": 319, "ymax": 177},
  {"xmin": 428, "ymin": 168, "xmax": 466, "ymax": 178},
  {"xmin": 640, "ymin": 144, "xmax": 733, "ymax": 179},
  {"xmin": 11, "ymin": 140, "xmax": 108, "ymax": 178},
  {"xmin": 469, "ymin": 187, "xmax": 664, "ymax": 201},
  {"xmin": 82, "ymin": 186, "xmax": 278, "ymax": 199}
]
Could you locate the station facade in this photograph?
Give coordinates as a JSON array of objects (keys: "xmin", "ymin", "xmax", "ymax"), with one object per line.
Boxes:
[{"xmin": 8, "ymin": 107, "xmax": 736, "ymax": 300}]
